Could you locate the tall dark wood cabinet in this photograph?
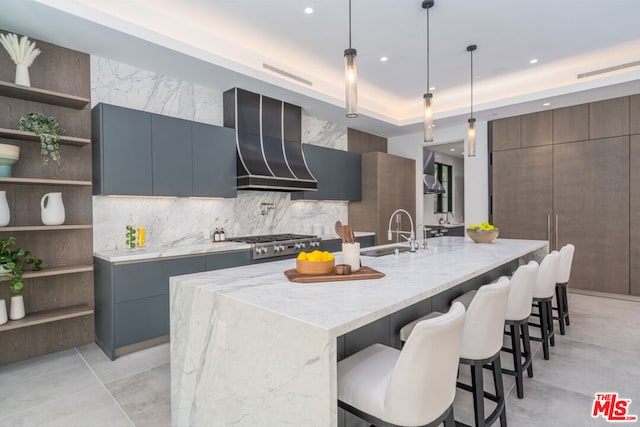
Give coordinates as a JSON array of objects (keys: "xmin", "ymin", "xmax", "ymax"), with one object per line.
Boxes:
[
  {"xmin": 491, "ymin": 95, "xmax": 638, "ymax": 295},
  {"xmin": 0, "ymin": 32, "xmax": 94, "ymax": 364}
]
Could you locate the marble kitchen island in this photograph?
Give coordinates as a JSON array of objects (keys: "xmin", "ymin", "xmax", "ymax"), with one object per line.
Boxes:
[{"xmin": 170, "ymin": 237, "xmax": 547, "ymax": 426}]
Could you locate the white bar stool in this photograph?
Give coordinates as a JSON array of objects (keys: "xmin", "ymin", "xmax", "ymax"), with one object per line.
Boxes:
[
  {"xmin": 338, "ymin": 303, "xmax": 466, "ymax": 427},
  {"xmin": 400, "ymin": 278, "xmax": 511, "ymax": 427},
  {"xmin": 501, "ymin": 261, "xmax": 539, "ymax": 399},
  {"xmin": 529, "ymin": 251, "xmax": 561, "ymax": 360},
  {"xmin": 554, "ymin": 244, "xmax": 575, "ymax": 335}
]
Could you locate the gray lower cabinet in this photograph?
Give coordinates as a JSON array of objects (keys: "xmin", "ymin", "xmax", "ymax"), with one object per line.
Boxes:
[
  {"xmin": 92, "ymin": 103, "xmax": 153, "ymax": 195},
  {"xmin": 152, "ymin": 114, "xmax": 193, "ymax": 196},
  {"xmin": 291, "ymin": 145, "xmax": 361, "ymax": 201},
  {"xmin": 320, "ymin": 235, "xmax": 375, "ymax": 253},
  {"xmin": 95, "ymin": 250, "xmax": 251, "ymax": 359},
  {"xmin": 446, "ymin": 226, "xmax": 464, "ymax": 237}
]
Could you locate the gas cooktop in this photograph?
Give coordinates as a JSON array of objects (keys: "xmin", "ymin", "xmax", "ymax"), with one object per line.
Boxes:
[{"xmin": 226, "ymin": 234, "xmax": 321, "ymax": 260}]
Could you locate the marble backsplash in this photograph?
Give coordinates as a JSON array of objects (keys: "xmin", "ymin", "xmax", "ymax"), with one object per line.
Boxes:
[{"xmin": 91, "ymin": 56, "xmax": 348, "ymax": 252}]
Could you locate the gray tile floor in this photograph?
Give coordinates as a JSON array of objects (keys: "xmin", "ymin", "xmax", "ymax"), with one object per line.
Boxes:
[{"xmin": 0, "ymin": 293, "xmax": 637, "ymax": 426}]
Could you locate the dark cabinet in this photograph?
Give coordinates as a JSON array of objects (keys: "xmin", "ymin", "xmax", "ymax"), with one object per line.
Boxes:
[
  {"xmin": 491, "ymin": 116, "xmax": 521, "ymax": 151},
  {"xmin": 589, "ymin": 97, "xmax": 630, "ymax": 139},
  {"xmin": 553, "ymin": 104, "xmax": 588, "ymax": 144},
  {"xmin": 192, "ymin": 123, "xmax": 237, "ymax": 198},
  {"xmin": 630, "ymin": 135, "xmax": 640, "ymax": 296},
  {"xmin": 205, "ymin": 250, "xmax": 251, "ymax": 270},
  {"xmin": 522, "ymin": 111, "xmax": 552, "ymax": 147},
  {"xmin": 291, "ymin": 145, "xmax": 361, "ymax": 201},
  {"xmin": 92, "ymin": 103, "xmax": 237, "ymax": 198},
  {"xmin": 92, "ymin": 103, "xmax": 152, "ymax": 195},
  {"xmin": 95, "ymin": 256, "xmax": 205, "ymax": 359},
  {"xmin": 152, "ymin": 114, "xmax": 193, "ymax": 196}
]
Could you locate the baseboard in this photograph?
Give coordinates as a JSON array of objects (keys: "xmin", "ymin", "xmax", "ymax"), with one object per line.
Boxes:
[{"xmin": 568, "ymin": 288, "xmax": 640, "ymax": 303}]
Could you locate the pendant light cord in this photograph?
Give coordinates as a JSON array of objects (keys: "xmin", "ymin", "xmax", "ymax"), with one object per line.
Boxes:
[
  {"xmin": 349, "ymin": 0, "xmax": 352, "ymax": 49},
  {"xmin": 426, "ymin": 7, "xmax": 430, "ymax": 92},
  {"xmin": 470, "ymin": 48, "xmax": 474, "ymax": 118}
]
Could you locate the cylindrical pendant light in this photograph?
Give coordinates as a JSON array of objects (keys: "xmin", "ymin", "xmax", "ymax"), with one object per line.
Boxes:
[
  {"xmin": 467, "ymin": 44, "xmax": 477, "ymax": 157},
  {"xmin": 345, "ymin": 0, "xmax": 358, "ymax": 118},
  {"xmin": 422, "ymin": 0, "xmax": 434, "ymax": 142}
]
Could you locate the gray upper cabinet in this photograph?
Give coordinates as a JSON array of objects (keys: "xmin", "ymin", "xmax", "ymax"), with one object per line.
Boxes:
[
  {"xmin": 152, "ymin": 114, "xmax": 193, "ymax": 196},
  {"xmin": 491, "ymin": 116, "xmax": 521, "ymax": 151},
  {"xmin": 553, "ymin": 104, "xmax": 588, "ymax": 143},
  {"xmin": 92, "ymin": 103, "xmax": 153, "ymax": 195},
  {"xmin": 92, "ymin": 103, "xmax": 237, "ymax": 198},
  {"xmin": 192, "ymin": 122, "xmax": 237, "ymax": 198},
  {"xmin": 589, "ymin": 97, "xmax": 630, "ymax": 139},
  {"xmin": 291, "ymin": 144, "xmax": 361, "ymax": 201},
  {"xmin": 631, "ymin": 94, "xmax": 640, "ymax": 135},
  {"xmin": 522, "ymin": 111, "xmax": 552, "ymax": 147}
]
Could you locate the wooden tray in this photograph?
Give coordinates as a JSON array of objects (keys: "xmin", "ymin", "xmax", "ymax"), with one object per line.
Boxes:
[{"xmin": 284, "ymin": 266, "xmax": 385, "ymax": 283}]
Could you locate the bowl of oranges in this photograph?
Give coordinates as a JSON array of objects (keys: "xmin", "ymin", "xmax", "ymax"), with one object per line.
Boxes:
[
  {"xmin": 467, "ymin": 222, "xmax": 500, "ymax": 243},
  {"xmin": 296, "ymin": 250, "xmax": 335, "ymax": 274}
]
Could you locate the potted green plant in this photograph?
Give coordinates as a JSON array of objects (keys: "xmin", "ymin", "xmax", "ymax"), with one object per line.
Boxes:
[
  {"xmin": 0, "ymin": 236, "xmax": 43, "ymax": 320},
  {"xmin": 18, "ymin": 112, "xmax": 64, "ymax": 166}
]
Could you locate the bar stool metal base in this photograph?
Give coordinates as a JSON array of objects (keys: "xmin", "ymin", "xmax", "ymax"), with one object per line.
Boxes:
[
  {"xmin": 338, "ymin": 401, "xmax": 456, "ymax": 427},
  {"xmin": 529, "ymin": 297, "xmax": 555, "ymax": 360},
  {"xmin": 456, "ymin": 352, "xmax": 507, "ymax": 427},
  {"xmin": 501, "ymin": 319, "xmax": 533, "ymax": 399},
  {"xmin": 553, "ymin": 282, "xmax": 570, "ymax": 335}
]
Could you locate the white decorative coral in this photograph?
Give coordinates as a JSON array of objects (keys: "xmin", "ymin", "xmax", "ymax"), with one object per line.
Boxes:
[{"xmin": 0, "ymin": 33, "xmax": 41, "ymax": 66}]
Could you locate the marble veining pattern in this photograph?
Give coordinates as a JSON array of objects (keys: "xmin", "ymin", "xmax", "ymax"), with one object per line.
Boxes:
[
  {"xmin": 170, "ymin": 237, "xmax": 546, "ymax": 426},
  {"xmin": 91, "ymin": 57, "xmax": 349, "ymax": 252}
]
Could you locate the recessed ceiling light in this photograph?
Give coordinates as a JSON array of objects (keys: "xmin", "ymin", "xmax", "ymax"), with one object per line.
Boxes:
[
  {"xmin": 380, "ymin": 56, "xmax": 388, "ymax": 62},
  {"xmin": 304, "ymin": 7, "xmax": 313, "ymax": 14},
  {"xmin": 529, "ymin": 58, "xmax": 538, "ymax": 64},
  {"xmin": 429, "ymin": 86, "xmax": 435, "ymax": 91},
  {"xmin": 450, "ymin": 148, "xmax": 456, "ymax": 152},
  {"xmin": 461, "ymin": 152, "xmax": 465, "ymax": 155},
  {"xmin": 543, "ymin": 102, "xmax": 551, "ymax": 106}
]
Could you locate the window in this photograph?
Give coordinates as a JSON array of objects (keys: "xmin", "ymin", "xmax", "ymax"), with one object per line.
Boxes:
[{"xmin": 434, "ymin": 162, "xmax": 452, "ymax": 213}]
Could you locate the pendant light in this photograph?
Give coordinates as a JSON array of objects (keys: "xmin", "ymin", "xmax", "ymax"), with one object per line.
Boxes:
[
  {"xmin": 344, "ymin": 0, "xmax": 358, "ymax": 118},
  {"xmin": 467, "ymin": 44, "xmax": 477, "ymax": 157},
  {"xmin": 422, "ymin": 0, "xmax": 434, "ymax": 142}
]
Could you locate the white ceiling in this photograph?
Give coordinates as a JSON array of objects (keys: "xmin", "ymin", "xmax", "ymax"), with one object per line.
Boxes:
[{"xmin": 1, "ymin": 0, "xmax": 639, "ymax": 138}]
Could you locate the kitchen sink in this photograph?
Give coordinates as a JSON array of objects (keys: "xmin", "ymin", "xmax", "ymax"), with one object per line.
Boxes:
[{"xmin": 360, "ymin": 245, "xmax": 412, "ymax": 257}]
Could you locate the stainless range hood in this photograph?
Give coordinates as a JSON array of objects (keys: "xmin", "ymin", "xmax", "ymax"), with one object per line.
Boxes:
[
  {"xmin": 223, "ymin": 88, "xmax": 317, "ymax": 191},
  {"xmin": 423, "ymin": 148, "xmax": 445, "ymax": 194}
]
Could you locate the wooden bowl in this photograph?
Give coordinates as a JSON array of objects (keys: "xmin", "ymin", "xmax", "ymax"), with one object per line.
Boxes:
[
  {"xmin": 296, "ymin": 259, "xmax": 335, "ymax": 275},
  {"xmin": 467, "ymin": 229, "xmax": 500, "ymax": 243}
]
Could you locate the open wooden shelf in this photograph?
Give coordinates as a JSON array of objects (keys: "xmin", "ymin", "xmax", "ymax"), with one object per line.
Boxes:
[
  {"xmin": 0, "ymin": 224, "xmax": 92, "ymax": 232},
  {"xmin": 0, "ymin": 304, "xmax": 93, "ymax": 332},
  {"xmin": 0, "ymin": 80, "xmax": 89, "ymax": 110},
  {"xmin": 0, "ymin": 264, "xmax": 93, "ymax": 282},
  {"xmin": 0, "ymin": 127, "xmax": 90, "ymax": 146},
  {"xmin": 0, "ymin": 177, "xmax": 92, "ymax": 186}
]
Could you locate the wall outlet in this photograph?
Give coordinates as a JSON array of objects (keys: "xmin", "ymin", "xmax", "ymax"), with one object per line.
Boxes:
[{"xmin": 203, "ymin": 229, "xmax": 210, "ymax": 240}]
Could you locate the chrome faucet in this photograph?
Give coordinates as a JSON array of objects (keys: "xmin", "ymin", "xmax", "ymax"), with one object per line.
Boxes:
[{"xmin": 387, "ymin": 208, "xmax": 417, "ymax": 252}]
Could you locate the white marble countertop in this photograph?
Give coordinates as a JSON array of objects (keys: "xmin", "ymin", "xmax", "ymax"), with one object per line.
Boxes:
[
  {"xmin": 94, "ymin": 231, "xmax": 375, "ymax": 263},
  {"xmin": 171, "ymin": 237, "xmax": 547, "ymax": 337}
]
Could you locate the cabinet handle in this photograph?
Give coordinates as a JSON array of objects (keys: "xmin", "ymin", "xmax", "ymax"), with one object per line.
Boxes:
[
  {"xmin": 547, "ymin": 214, "xmax": 551, "ymax": 245},
  {"xmin": 555, "ymin": 214, "xmax": 559, "ymax": 250}
]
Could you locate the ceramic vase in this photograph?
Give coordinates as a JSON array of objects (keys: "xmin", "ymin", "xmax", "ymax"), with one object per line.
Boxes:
[
  {"xmin": 0, "ymin": 143, "xmax": 20, "ymax": 177},
  {"xmin": 15, "ymin": 63, "xmax": 30, "ymax": 86},
  {"xmin": 9, "ymin": 295, "xmax": 25, "ymax": 320},
  {"xmin": 41, "ymin": 192, "xmax": 65, "ymax": 225},
  {"xmin": 0, "ymin": 190, "xmax": 9, "ymax": 226},
  {"xmin": 0, "ymin": 299, "xmax": 7, "ymax": 325},
  {"xmin": 341, "ymin": 242, "xmax": 361, "ymax": 272}
]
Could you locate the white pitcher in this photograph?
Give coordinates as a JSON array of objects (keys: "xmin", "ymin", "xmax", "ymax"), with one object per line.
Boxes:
[
  {"xmin": 0, "ymin": 190, "xmax": 9, "ymax": 226},
  {"xmin": 41, "ymin": 192, "xmax": 65, "ymax": 225}
]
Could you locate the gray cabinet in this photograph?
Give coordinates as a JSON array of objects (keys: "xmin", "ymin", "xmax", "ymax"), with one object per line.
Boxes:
[
  {"xmin": 152, "ymin": 114, "xmax": 193, "ymax": 196},
  {"xmin": 92, "ymin": 103, "xmax": 152, "ymax": 195},
  {"xmin": 95, "ymin": 250, "xmax": 252, "ymax": 359},
  {"xmin": 522, "ymin": 111, "xmax": 552, "ymax": 148},
  {"xmin": 491, "ymin": 116, "xmax": 521, "ymax": 151},
  {"xmin": 92, "ymin": 103, "xmax": 237, "ymax": 198},
  {"xmin": 192, "ymin": 123, "xmax": 237, "ymax": 198},
  {"xmin": 491, "ymin": 96, "xmax": 636, "ymax": 295},
  {"xmin": 291, "ymin": 145, "xmax": 361, "ymax": 201},
  {"xmin": 95, "ymin": 256, "xmax": 206, "ymax": 359},
  {"xmin": 320, "ymin": 235, "xmax": 375, "ymax": 253},
  {"xmin": 205, "ymin": 250, "xmax": 251, "ymax": 270}
]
